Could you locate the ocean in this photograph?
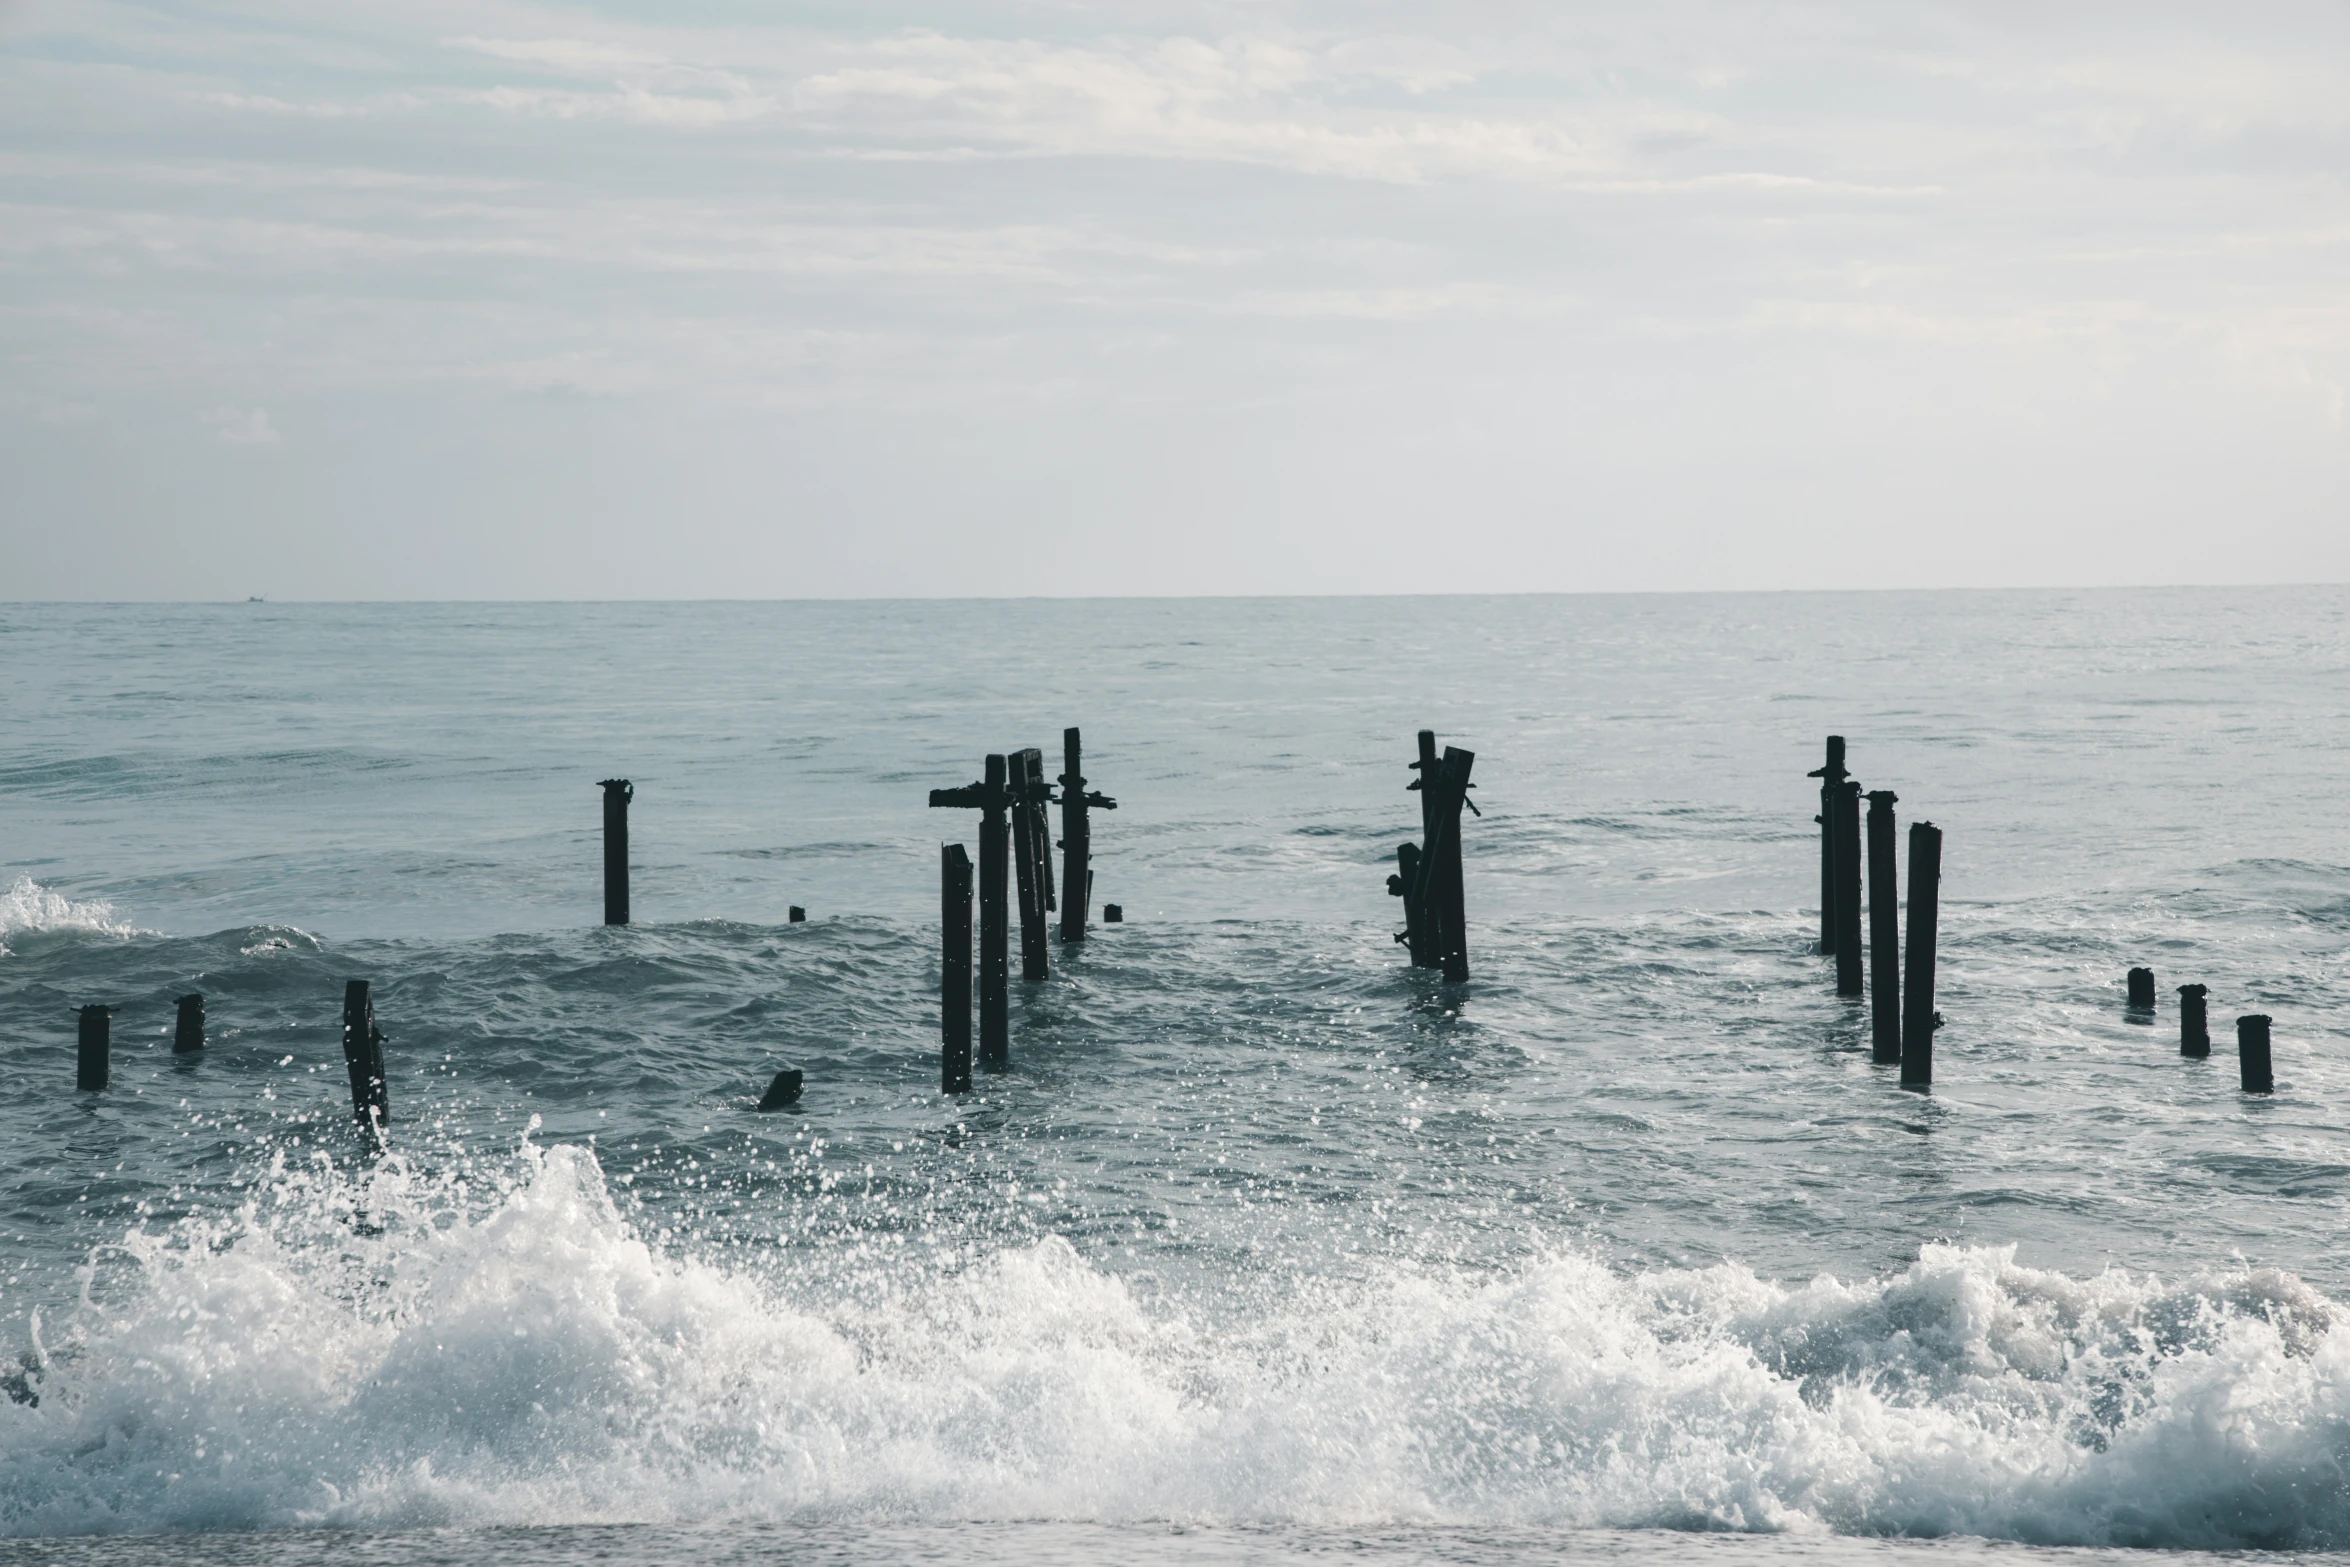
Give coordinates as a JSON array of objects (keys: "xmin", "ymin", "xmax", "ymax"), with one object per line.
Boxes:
[{"xmin": 2, "ymin": 590, "xmax": 2348, "ymax": 1562}]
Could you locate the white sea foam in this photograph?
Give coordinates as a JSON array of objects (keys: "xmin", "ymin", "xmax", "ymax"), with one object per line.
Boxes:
[
  {"xmin": 0, "ymin": 876, "xmax": 140, "ymax": 955},
  {"xmin": 1, "ymin": 1140, "xmax": 2343, "ymax": 1545}
]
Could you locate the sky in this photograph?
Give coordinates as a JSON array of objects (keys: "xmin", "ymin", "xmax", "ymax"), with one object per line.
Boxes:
[{"xmin": 1, "ymin": 0, "xmax": 2345, "ymax": 599}]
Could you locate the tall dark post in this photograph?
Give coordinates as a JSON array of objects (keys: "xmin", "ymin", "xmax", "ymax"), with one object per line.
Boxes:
[
  {"xmin": 1865, "ymin": 791, "xmax": 1901, "ymax": 1063},
  {"xmin": 1900, "ymin": 821, "xmax": 1941, "ymax": 1087},
  {"xmin": 1411, "ymin": 746, "xmax": 1476, "ymax": 983},
  {"xmin": 1010, "ymin": 747, "xmax": 1050, "ymax": 982},
  {"xmin": 941, "ymin": 844, "xmax": 973, "ymax": 1093},
  {"xmin": 1833, "ymin": 779, "xmax": 1864, "ymax": 996},
  {"xmin": 341, "ymin": 980, "xmax": 387, "ymax": 1135},
  {"xmin": 2238, "ymin": 1015, "xmax": 2273, "ymax": 1093},
  {"xmin": 2126, "ymin": 968, "xmax": 2156, "ymax": 1011},
  {"xmin": 929, "ymin": 757, "xmax": 1013, "ymax": 1070},
  {"xmin": 1057, "ymin": 728, "xmax": 1116, "ymax": 943},
  {"xmin": 2178, "ymin": 983, "xmax": 2210, "ymax": 1057},
  {"xmin": 75, "ymin": 1006, "xmax": 110, "ymax": 1091},
  {"xmin": 1059, "ymin": 728, "xmax": 1089, "ymax": 943},
  {"xmin": 1397, "ymin": 733, "xmax": 1442, "ymax": 968},
  {"xmin": 1808, "ymin": 736, "xmax": 1847, "ymax": 953},
  {"xmin": 173, "ymin": 993, "xmax": 206, "ymax": 1054},
  {"xmin": 599, "ymin": 778, "xmax": 633, "ymax": 926},
  {"xmin": 979, "ymin": 757, "xmax": 1010, "ymax": 1068}
]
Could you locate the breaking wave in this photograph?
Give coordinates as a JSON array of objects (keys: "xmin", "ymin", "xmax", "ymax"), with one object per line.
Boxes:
[
  {"xmin": 2, "ymin": 1139, "xmax": 2344, "ymax": 1545},
  {"xmin": 0, "ymin": 877, "xmax": 141, "ymax": 955}
]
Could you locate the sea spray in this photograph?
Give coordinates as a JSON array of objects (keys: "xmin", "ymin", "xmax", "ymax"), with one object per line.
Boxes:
[{"xmin": 3, "ymin": 1139, "xmax": 2346, "ymax": 1545}]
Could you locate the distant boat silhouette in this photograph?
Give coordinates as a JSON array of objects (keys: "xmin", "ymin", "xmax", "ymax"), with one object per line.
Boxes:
[{"xmin": 248, "ymin": 596, "xmax": 265, "ymax": 602}]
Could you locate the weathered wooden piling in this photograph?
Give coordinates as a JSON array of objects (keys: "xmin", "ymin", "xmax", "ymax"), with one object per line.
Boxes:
[
  {"xmin": 1425, "ymin": 747, "xmax": 1476, "ymax": 983},
  {"xmin": 929, "ymin": 755, "xmax": 1012, "ymax": 1069},
  {"xmin": 1808, "ymin": 736, "xmax": 1847, "ymax": 954},
  {"xmin": 789, "ymin": 906, "xmax": 806, "ymax": 923},
  {"xmin": 942, "ymin": 843, "xmax": 973, "ymax": 1093},
  {"xmin": 1057, "ymin": 728, "xmax": 1116, "ymax": 943},
  {"xmin": 1865, "ymin": 791, "xmax": 1901, "ymax": 1063},
  {"xmin": 2238, "ymin": 1014, "xmax": 2273, "ymax": 1093},
  {"xmin": 2126, "ymin": 967, "xmax": 2156, "ymax": 1011},
  {"xmin": 1900, "ymin": 821, "xmax": 1941, "ymax": 1087},
  {"xmin": 341, "ymin": 980, "xmax": 387, "ymax": 1134},
  {"xmin": 599, "ymin": 778, "xmax": 633, "ymax": 926},
  {"xmin": 1009, "ymin": 747, "xmax": 1052, "ymax": 982},
  {"xmin": 75, "ymin": 1005, "xmax": 110, "ymax": 1091},
  {"xmin": 1103, "ymin": 903, "xmax": 1124, "ymax": 923},
  {"xmin": 1394, "ymin": 732, "xmax": 1442, "ymax": 968},
  {"xmin": 2178, "ymin": 983, "xmax": 2210, "ymax": 1057},
  {"xmin": 758, "ymin": 1069, "xmax": 804, "ymax": 1110},
  {"xmin": 172, "ymin": 993, "xmax": 206, "ymax": 1054},
  {"xmin": 1833, "ymin": 779, "xmax": 1864, "ymax": 997},
  {"xmin": 1388, "ymin": 840, "xmax": 1428, "ymax": 961}
]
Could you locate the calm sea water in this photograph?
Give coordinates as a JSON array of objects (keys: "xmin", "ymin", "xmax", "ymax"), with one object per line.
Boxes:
[{"xmin": 2, "ymin": 591, "xmax": 2348, "ymax": 1560}]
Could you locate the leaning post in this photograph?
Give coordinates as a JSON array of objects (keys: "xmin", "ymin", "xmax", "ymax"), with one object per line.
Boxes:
[
  {"xmin": 599, "ymin": 778, "xmax": 633, "ymax": 926},
  {"xmin": 942, "ymin": 844, "xmax": 974, "ymax": 1093},
  {"xmin": 1899, "ymin": 821, "xmax": 1941, "ymax": 1088},
  {"xmin": 1864, "ymin": 790, "xmax": 1901, "ymax": 1063},
  {"xmin": 341, "ymin": 980, "xmax": 387, "ymax": 1137}
]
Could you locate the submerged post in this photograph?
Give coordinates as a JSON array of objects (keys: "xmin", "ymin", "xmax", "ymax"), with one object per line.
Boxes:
[
  {"xmin": 2126, "ymin": 967, "xmax": 2156, "ymax": 1011},
  {"xmin": 2178, "ymin": 983, "xmax": 2210, "ymax": 1057},
  {"xmin": 599, "ymin": 778, "xmax": 633, "ymax": 926},
  {"xmin": 1865, "ymin": 791, "xmax": 1901, "ymax": 1063},
  {"xmin": 173, "ymin": 993, "xmax": 206, "ymax": 1054},
  {"xmin": 1808, "ymin": 736, "xmax": 1847, "ymax": 954},
  {"xmin": 75, "ymin": 1005, "xmax": 110, "ymax": 1091},
  {"xmin": 2238, "ymin": 1014, "xmax": 2273, "ymax": 1093},
  {"xmin": 341, "ymin": 980, "xmax": 387, "ymax": 1135},
  {"xmin": 1834, "ymin": 779, "xmax": 1864, "ymax": 997},
  {"xmin": 942, "ymin": 843, "xmax": 973, "ymax": 1093},
  {"xmin": 1900, "ymin": 821, "xmax": 1941, "ymax": 1087}
]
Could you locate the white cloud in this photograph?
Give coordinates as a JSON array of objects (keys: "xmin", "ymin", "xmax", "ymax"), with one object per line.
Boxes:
[{"xmin": 200, "ymin": 404, "xmax": 280, "ymax": 444}]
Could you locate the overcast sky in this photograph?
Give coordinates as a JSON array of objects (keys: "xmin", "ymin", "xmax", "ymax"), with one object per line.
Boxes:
[{"xmin": 2, "ymin": 1, "xmax": 2345, "ymax": 598}]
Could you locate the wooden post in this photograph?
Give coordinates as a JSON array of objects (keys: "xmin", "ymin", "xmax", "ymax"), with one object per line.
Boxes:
[
  {"xmin": 1010, "ymin": 747, "xmax": 1050, "ymax": 982},
  {"xmin": 76, "ymin": 1005, "xmax": 110, "ymax": 1091},
  {"xmin": 1865, "ymin": 791, "xmax": 1901, "ymax": 1063},
  {"xmin": 1407, "ymin": 746, "xmax": 1476, "ymax": 983},
  {"xmin": 1387, "ymin": 840, "xmax": 1427, "ymax": 961},
  {"xmin": 173, "ymin": 993, "xmax": 206, "ymax": 1054},
  {"xmin": 2126, "ymin": 968, "xmax": 2156, "ymax": 1010},
  {"xmin": 788, "ymin": 906, "xmax": 806, "ymax": 923},
  {"xmin": 929, "ymin": 757, "xmax": 1012, "ymax": 1070},
  {"xmin": 758, "ymin": 1069, "xmax": 803, "ymax": 1109},
  {"xmin": 599, "ymin": 778, "xmax": 632, "ymax": 926},
  {"xmin": 1833, "ymin": 778, "xmax": 1864, "ymax": 996},
  {"xmin": 1407, "ymin": 732, "xmax": 1442, "ymax": 966},
  {"xmin": 1103, "ymin": 903, "xmax": 1123, "ymax": 922},
  {"xmin": 1900, "ymin": 821, "xmax": 1941, "ymax": 1087},
  {"xmin": 1808, "ymin": 736, "xmax": 1847, "ymax": 954},
  {"xmin": 942, "ymin": 843, "xmax": 973, "ymax": 1093},
  {"xmin": 1057, "ymin": 728, "xmax": 1115, "ymax": 943},
  {"xmin": 2178, "ymin": 983, "xmax": 2210, "ymax": 1057},
  {"xmin": 2237, "ymin": 1014, "xmax": 2273, "ymax": 1093},
  {"xmin": 341, "ymin": 980, "xmax": 387, "ymax": 1135}
]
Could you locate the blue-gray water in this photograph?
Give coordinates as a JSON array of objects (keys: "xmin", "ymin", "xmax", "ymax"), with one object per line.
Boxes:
[{"xmin": 3, "ymin": 590, "xmax": 2349, "ymax": 1562}]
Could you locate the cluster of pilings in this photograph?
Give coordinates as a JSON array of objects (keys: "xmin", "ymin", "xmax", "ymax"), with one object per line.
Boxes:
[
  {"xmin": 1811, "ymin": 735, "xmax": 1942, "ymax": 1085},
  {"xmin": 929, "ymin": 728, "xmax": 1117, "ymax": 1093},
  {"xmin": 2125, "ymin": 967, "xmax": 2275, "ymax": 1093},
  {"xmin": 1387, "ymin": 730, "xmax": 1477, "ymax": 981},
  {"xmin": 74, "ymin": 983, "xmax": 392, "ymax": 1140}
]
